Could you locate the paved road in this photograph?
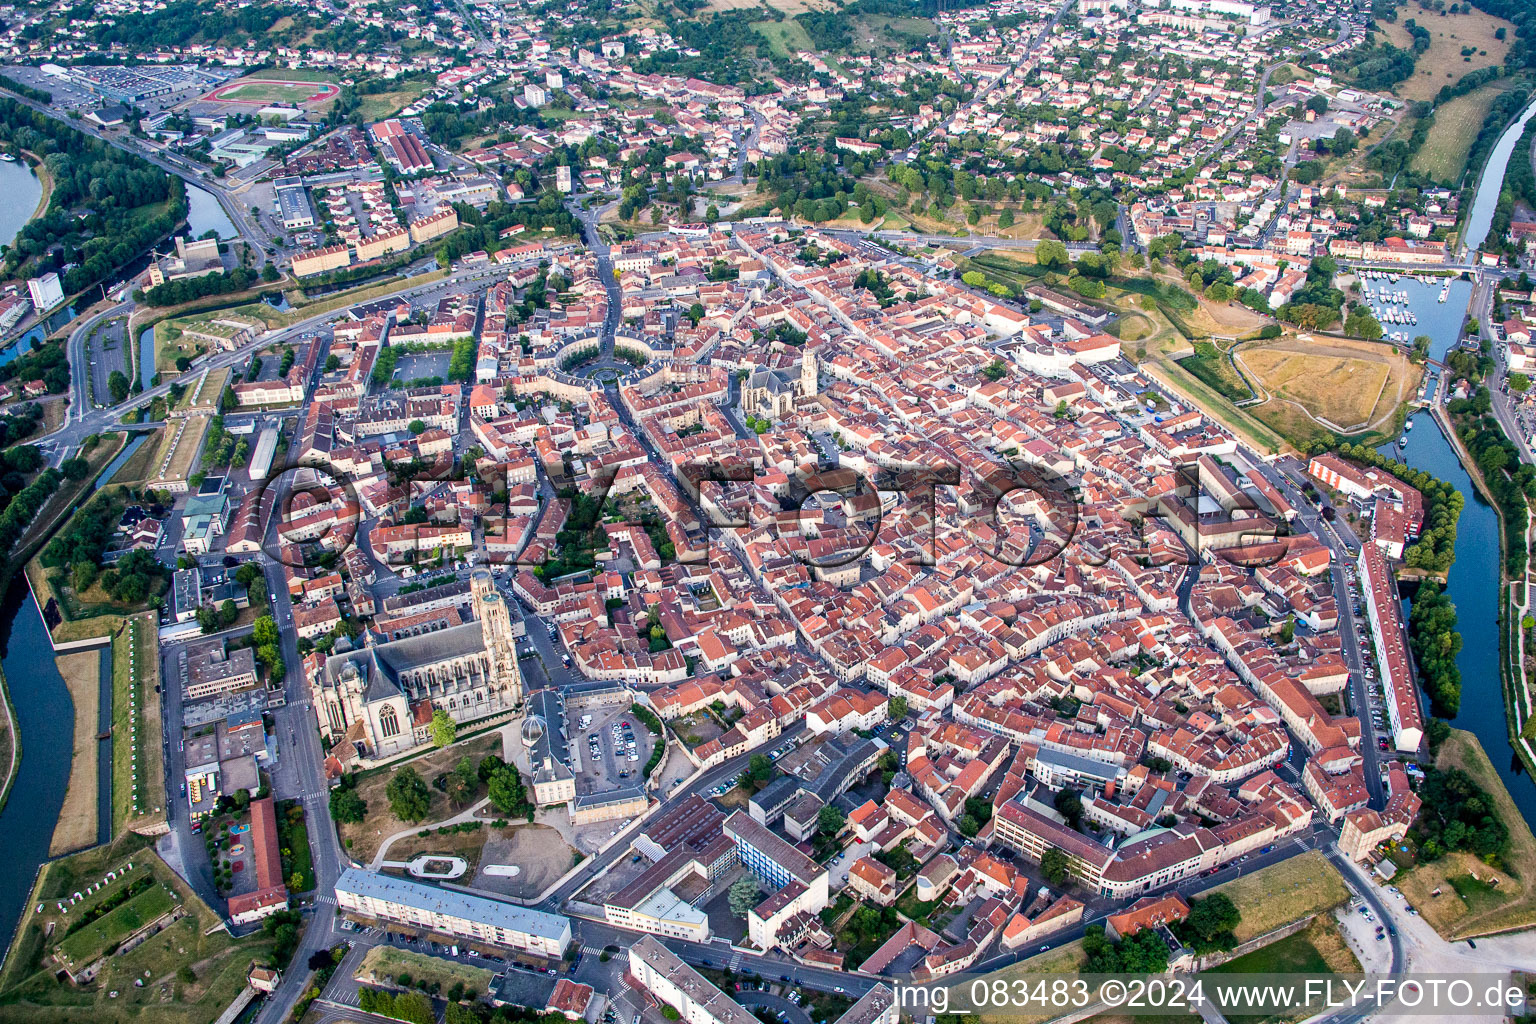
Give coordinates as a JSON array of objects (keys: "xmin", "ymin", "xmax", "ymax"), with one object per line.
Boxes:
[
  {"xmin": 249, "ymin": 468, "xmax": 349, "ymax": 1024},
  {"xmin": 0, "ymin": 91, "xmax": 270, "ymax": 261}
]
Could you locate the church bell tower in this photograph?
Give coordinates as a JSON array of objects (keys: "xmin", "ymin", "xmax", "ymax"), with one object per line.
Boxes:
[{"xmin": 471, "ymin": 569, "xmax": 522, "ymax": 707}]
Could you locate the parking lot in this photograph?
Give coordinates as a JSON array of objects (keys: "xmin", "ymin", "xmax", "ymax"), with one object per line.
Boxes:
[{"xmin": 568, "ymin": 702, "xmax": 651, "ymax": 795}]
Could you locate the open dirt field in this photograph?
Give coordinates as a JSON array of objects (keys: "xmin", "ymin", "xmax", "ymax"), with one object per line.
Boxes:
[
  {"xmin": 49, "ymin": 651, "xmax": 100, "ymax": 856},
  {"xmin": 1376, "ymin": 8, "xmax": 1513, "ymax": 104},
  {"xmin": 1412, "ymin": 81, "xmax": 1513, "ymax": 183},
  {"xmin": 1236, "ymin": 335, "xmax": 1420, "ymax": 442},
  {"xmin": 471, "ymin": 824, "xmax": 578, "ymax": 899},
  {"xmin": 1394, "ymin": 729, "xmax": 1536, "ymax": 939},
  {"xmin": 1207, "ymin": 850, "xmax": 1351, "ymax": 943}
]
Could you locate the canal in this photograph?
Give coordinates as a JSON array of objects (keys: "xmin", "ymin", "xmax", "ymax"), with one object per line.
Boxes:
[
  {"xmin": 0, "ymin": 578, "xmax": 75, "ymax": 960},
  {"xmin": 1381, "ymin": 416, "xmax": 1536, "ymax": 830},
  {"xmin": 1461, "ymin": 95, "xmax": 1536, "ymax": 256}
]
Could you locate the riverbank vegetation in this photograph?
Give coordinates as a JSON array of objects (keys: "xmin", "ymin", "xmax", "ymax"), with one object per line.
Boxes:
[
  {"xmin": 1394, "ymin": 729, "xmax": 1536, "ymax": 939},
  {"xmin": 0, "ymin": 97, "xmax": 184, "ymax": 300},
  {"xmin": 1447, "ymin": 387, "xmax": 1534, "ymax": 575},
  {"xmin": 1410, "ymin": 582, "xmax": 1464, "ymax": 717}
]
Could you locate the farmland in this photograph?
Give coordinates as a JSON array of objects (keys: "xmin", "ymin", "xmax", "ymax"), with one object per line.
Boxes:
[{"xmin": 1411, "ymin": 82, "xmax": 1513, "ymax": 184}]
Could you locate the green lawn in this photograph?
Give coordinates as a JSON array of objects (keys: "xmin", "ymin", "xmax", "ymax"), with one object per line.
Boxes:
[
  {"xmin": 56, "ymin": 884, "xmax": 175, "ymax": 968},
  {"xmin": 753, "ymin": 20, "xmax": 814, "ymax": 58},
  {"xmin": 277, "ymin": 800, "xmax": 315, "ymax": 892},
  {"xmin": 358, "ymin": 945, "xmax": 493, "ymax": 994},
  {"xmin": 1207, "ymin": 929, "xmax": 1330, "ymax": 975},
  {"xmin": 112, "ymin": 613, "xmax": 163, "ymax": 834}
]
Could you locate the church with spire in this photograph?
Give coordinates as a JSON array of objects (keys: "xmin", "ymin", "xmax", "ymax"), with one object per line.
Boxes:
[
  {"xmin": 741, "ymin": 347, "xmax": 819, "ymax": 421},
  {"xmin": 311, "ymin": 569, "xmax": 523, "ymax": 760}
]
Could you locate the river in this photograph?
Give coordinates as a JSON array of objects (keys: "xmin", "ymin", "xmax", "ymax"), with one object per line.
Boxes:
[
  {"xmin": 185, "ymin": 184, "xmax": 237, "ymax": 241},
  {"xmin": 0, "ymin": 158, "xmax": 42, "ymax": 253},
  {"xmin": 0, "ymin": 579, "xmax": 75, "ymax": 960},
  {"xmin": 1461, "ymin": 95, "xmax": 1536, "ymax": 256}
]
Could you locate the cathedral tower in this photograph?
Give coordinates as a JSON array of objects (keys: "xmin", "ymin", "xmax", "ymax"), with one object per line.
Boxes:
[
  {"xmin": 472, "ymin": 569, "xmax": 522, "ymax": 707},
  {"xmin": 801, "ymin": 346, "xmax": 818, "ymax": 398}
]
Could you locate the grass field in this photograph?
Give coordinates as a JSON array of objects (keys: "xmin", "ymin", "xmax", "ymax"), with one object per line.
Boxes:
[
  {"xmin": 106, "ymin": 429, "xmax": 162, "ymax": 489},
  {"xmin": 218, "ymin": 82, "xmax": 332, "ymax": 104},
  {"xmin": 1394, "ymin": 729, "xmax": 1536, "ymax": 938},
  {"xmin": 1376, "ymin": 9, "xmax": 1513, "ymax": 104},
  {"xmin": 1203, "ymin": 917, "xmax": 1360, "ymax": 1023},
  {"xmin": 114, "ymin": 613, "xmax": 164, "ymax": 835},
  {"xmin": 172, "ymin": 366, "xmax": 228, "ymax": 413},
  {"xmin": 977, "ymin": 940, "xmax": 1089, "ymax": 1024},
  {"xmin": 149, "ymin": 414, "xmax": 210, "ymax": 487},
  {"xmin": 55, "ymin": 883, "xmax": 176, "ymax": 969},
  {"xmin": 753, "ymin": 19, "xmax": 814, "ymax": 57},
  {"xmin": 0, "ymin": 834, "xmax": 278, "ymax": 1024},
  {"xmin": 207, "ymin": 72, "xmax": 338, "ymax": 107},
  {"xmin": 357, "ymin": 946, "xmax": 493, "ymax": 994},
  {"xmin": 854, "ymin": 14, "xmax": 936, "ymax": 52},
  {"xmin": 1238, "ymin": 338, "xmax": 1399, "ymax": 428},
  {"xmin": 49, "ymin": 650, "xmax": 101, "ymax": 856},
  {"xmin": 1206, "ymin": 851, "xmax": 1351, "ymax": 943},
  {"xmin": 1412, "ymin": 82, "xmax": 1512, "ymax": 183},
  {"xmin": 357, "ymin": 83, "xmax": 431, "ymax": 123},
  {"xmin": 1179, "ymin": 340, "xmax": 1254, "ymax": 403},
  {"xmin": 1236, "ymin": 335, "xmax": 1420, "ymax": 448}
]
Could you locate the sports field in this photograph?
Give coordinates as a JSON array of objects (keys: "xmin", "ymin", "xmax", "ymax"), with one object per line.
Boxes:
[{"xmin": 204, "ymin": 77, "xmax": 339, "ymax": 107}]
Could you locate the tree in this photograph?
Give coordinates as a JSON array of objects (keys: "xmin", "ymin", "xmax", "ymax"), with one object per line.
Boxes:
[
  {"xmin": 746, "ymin": 752, "xmax": 774, "ymax": 784},
  {"xmin": 1036, "ymin": 239, "xmax": 1070, "ymax": 269},
  {"xmin": 888, "ymin": 695, "xmax": 908, "ymax": 720},
  {"xmin": 60, "ymin": 457, "xmax": 90, "ymax": 480},
  {"xmin": 385, "ymin": 766, "xmax": 432, "ymax": 822},
  {"xmin": 818, "ymin": 804, "xmax": 845, "ymax": 837},
  {"xmin": 1179, "ymin": 893, "xmax": 1241, "ymax": 952},
  {"xmin": 478, "ymin": 753, "xmax": 506, "ymax": 782},
  {"xmin": 1510, "ymin": 373, "xmax": 1530, "ymax": 393},
  {"xmin": 253, "ymin": 614, "xmax": 280, "ymax": 648},
  {"xmin": 445, "ymin": 767, "xmax": 475, "ymax": 807},
  {"xmin": 430, "ymin": 708, "xmax": 457, "ymax": 747},
  {"xmin": 219, "ymin": 598, "xmax": 238, "ymax": 626},
  {"xmin": 728, "ymin": 875, "xmax": 763, "ymax": 916},
  {"xmin": 957, "ymin": 813, "xmax": 980, "ymax": 837},
  {"xmin": 1040, "ymin": 848, "xmax": 1070, "ymax": 885},
  {"xmin": 329, "ymin": 786, "xmax": 367, "ymax": 824},
  {"xmin": 1054, "ymin": 787, "xmax": 1084, "ymax": 828},
  {"xmin": 108, "ymin": 370, "xmax": 130, "ymax": 403},
  {"xmin": 408, "ymin": 419, "xmax": 427, "ymax": 435},
  {"xmin": 487, "ymin": 765, "xmax": 530, "ymax": 817},
  {"xmin": 982, "ymin": 358, "xmax": 1007, "ymax": 381}
]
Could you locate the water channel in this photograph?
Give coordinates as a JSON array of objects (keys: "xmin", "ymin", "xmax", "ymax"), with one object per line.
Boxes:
[
  {"xmin": 1461, "ymin": 95, "xmax": 1536, "ymax": 256},
  {"xmin": 0, "ymin": 579, "xmax": 75, "ymax": 961},
  {"xmin": 185, "ymin": 184, "xmax": 237, "ymax": 241},
  {"xmin": 0, "ymin": 158, "xmax": 43, "ymax": 252}
]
